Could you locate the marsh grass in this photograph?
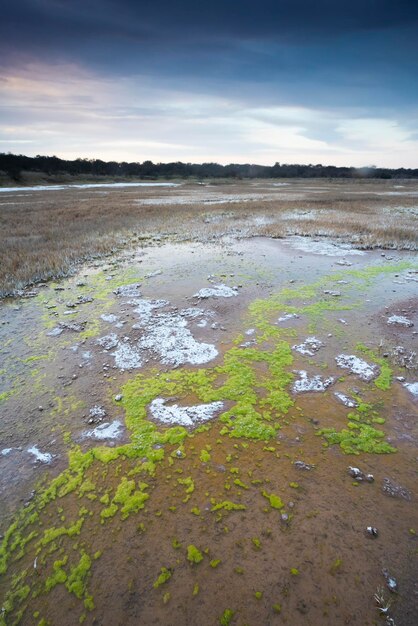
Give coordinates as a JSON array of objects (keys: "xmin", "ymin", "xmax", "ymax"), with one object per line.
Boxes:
[{"xmin": 1, "ymin": 179, "xmax": 417, "ymax": 296}]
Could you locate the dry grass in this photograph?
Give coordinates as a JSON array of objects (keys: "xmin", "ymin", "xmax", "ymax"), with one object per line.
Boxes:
[{"xmin": 1, "ymin": 178, "xmax": 417, "ymax": 296}]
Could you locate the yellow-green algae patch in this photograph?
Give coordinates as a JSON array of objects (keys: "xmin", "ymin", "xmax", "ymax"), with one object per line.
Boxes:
[
  {"xmin": 187, "ymin": 545, "xmax": 204, "ymax": 564},
  {"xmin": 153, "ymin": 567, "xmax": 172, "ymax": 588},
  {"xmin": 262, "ymin": 491, "xmax": 284, "ymax": 510}
]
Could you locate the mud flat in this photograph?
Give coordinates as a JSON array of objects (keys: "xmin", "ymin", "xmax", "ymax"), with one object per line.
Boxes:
[
  {"xmin": 1, "ymin": 178, "xmax": 418, "ymax": 298},
  {"xmin": 0, "ymin": 233, "xmax": 418, "ymax": 626}
]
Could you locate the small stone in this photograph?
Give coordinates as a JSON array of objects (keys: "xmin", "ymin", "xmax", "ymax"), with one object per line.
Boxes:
[
  {"xmin": 114, "ymin": 394, "xmax": 123, "ymax": 402},
  {"xmin": 38, "ymin": 406, "xmax": 43, "ymax": 411},
  {"xmin": 366, "ymin": 526, "xmax": 378, "ymax": 538}
]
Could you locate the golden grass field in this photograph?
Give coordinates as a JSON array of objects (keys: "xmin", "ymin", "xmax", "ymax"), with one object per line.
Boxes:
[{"xmin": 0, "ymin": 178, "xmax": 417, "ymax": 296}]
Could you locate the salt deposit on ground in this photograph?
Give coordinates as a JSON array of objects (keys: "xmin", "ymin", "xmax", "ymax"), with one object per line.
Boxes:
[
  {"xmin": 194, "ymin": 284, "xmax": 238, "ymax": 298},
  {"xmin": 149, "ymin": 398, "xmax": 224, "ymax": 427},
  {"xmin": 278, "ymin": 313, "xmax": 300, "ymax": 323},
  {"xmin": 96, "ymin": 333, "xmax": 119, "ymax": 350},
  {"xmin": 335, "ymin": 354, "xmax": 379, "ymax": 382},
  {"xmin": 293, "ymin": 370, "xmax": 334, "ymax": 393},
  {"xmin": 111, "ymin": 343, "xmax": 143, "ymax": 369},
  {"xmin": 387, "ymin": 315, "xmax": 414, "ymax": 327},
  {"xmin": 137, "ymin": 314, "xmax": 218, "ymax": 366},
  {"xmin": 334, "ymin": 391, "xmax": 358, "ymax": 408},
  {"xmin": 283, "ymin": 236, "xmax": 365, "ymax": 256},
  {"xmin": 113, "ymin": 283, "xmax": 142, "ymax": 298},
  {"xmin": 27, "ymin": 446, "xmax": 53, "ymax": 464},
  {"xmin": 100, "ymin": 313, "xmax": 120, "ymax": 324},
  {"xmin": 404, "ymin": 382, "xmax": 418, "ymax": 397},
  {"xmin": 84, "ymin": 421, "xmax": 123, "ymax": 440},
  {"xmin": 292, "ymin": 337, "xmax": 323, "ymax": 356},
  {"xmin": 102, "ymin": 292, "xmax": 219, "ymax": 369}
]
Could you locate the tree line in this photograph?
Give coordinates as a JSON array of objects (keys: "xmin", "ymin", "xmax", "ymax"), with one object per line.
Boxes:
[{"xmin": 1, "ymin": 152, "xmax": 417, "ymax": 181}]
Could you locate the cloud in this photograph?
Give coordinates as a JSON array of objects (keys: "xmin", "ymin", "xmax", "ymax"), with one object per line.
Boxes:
[{"xmin": 1, "ymin": 61, "xmax": 417, "ymax": 167}]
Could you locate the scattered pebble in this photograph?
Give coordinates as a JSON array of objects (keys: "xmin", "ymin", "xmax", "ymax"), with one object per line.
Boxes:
[
  {"xmin": 382, "ymin": 477, "xmax": 411, "ymax": 501},
  {"xmin": 348, "ymin": 466, "xmax": 374, "ymax": 482},
  {"xmin": 88, "ymin": 405, "xmax": 107, "ymax": 423},
  {"xmin": 294, "ymin": 460, "xmax": 315, "ymax": 471}
]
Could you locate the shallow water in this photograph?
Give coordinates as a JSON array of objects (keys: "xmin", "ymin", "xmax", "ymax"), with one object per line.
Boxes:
[
  {"xmin": 0, "ymin": 237, "xmax": 417, "ymax": 625},
  {"xmin": 0, "ymin": 182, "xmax": 180, "ymax": 193}
]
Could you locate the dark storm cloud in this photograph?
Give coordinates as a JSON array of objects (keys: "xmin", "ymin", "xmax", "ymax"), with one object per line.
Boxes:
[
  {"xmin": 1, "ymin": 0, "xmax": 417, "ymax": 113},
  {"xmin": 2, "ymin": 1, "xmax": 418, "ymax": 62}
]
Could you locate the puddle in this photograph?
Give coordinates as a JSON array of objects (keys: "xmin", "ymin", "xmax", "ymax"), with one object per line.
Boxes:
[{"xmin": 0, "ymin": 236, "xmax": 417, "ymax": 626}]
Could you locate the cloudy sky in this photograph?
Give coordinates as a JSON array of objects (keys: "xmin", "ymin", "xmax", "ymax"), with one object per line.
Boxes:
[{"xmin": 1, "ymin": 0, "xmax": 417, "ymax": 166}]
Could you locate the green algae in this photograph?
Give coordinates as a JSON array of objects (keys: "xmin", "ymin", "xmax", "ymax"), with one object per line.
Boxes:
[
  {"xmin": 220, "ymin": 608, "xmax": 235, "ymax": 625},
  {"xmin": 113, "ymin": 478, "xmax": 149, "ymax": 520},
  {"xmin": 0, "ymin": 389, "xmax": 15, "ymax": 403},
  {"xmin": 200, "ymin": 449, "xmax": 211, "ymax": 462},
  {"xmin": 233, "ymin": 479, "xmax": 249, "ymax": 490},
  {"xmin": 319, "ymin": 423, "xmax": 396, "ymax": 455},
  {"xmin": 262, "ymin": 491, "xmax": 284, "ymax": 510},
  {"xmin": 251, "ymin": 538, "xmax": 261, "ymax": 550},
  {"xmin": 177, "ymin": 476, "xmax": 195, "ymax": 494},
  {"xmin": 211, "ymin": 501, "xmax": 246, "ymax": 512},
  {"xmin": 153, "ymin": 567, "xmax": 172, "ymax": 588},
  {"xmin": 45, "ymin": 557, "xmax": 68, "ymax": 592},
  {"xmin": 187, "ymin": 545, "xmax": 203, "ymax": 564},
  {"xmin": 65, "ymin": 552, "xmax": 92, "ymax": 600},
  {"xmin": 210, "ymin": 559, "xmax": 221, "ymax": 568}
]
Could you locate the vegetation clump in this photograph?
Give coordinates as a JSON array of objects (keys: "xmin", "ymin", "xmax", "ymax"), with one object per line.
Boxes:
[
  {"xmin": 187, "ymin": 545, "xmax": 204, "ymax": 564},
  {"xmin": 220, "ymin": 608, "xmax": 235, "ymax": 625},
  {"xmin": 153, "ymin": 567, "xmax": 172, "ymax": 588}
]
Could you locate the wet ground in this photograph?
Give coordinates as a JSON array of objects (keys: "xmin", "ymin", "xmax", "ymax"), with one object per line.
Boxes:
[{"xmin": 0, "ymin": 234, "xmax": 417, "ymax": 626}]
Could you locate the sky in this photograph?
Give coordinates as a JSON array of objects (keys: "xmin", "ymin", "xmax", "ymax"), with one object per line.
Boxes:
[{"xmin": 1, "ymin": 1, "xmax": 418, "ymax": 167}]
